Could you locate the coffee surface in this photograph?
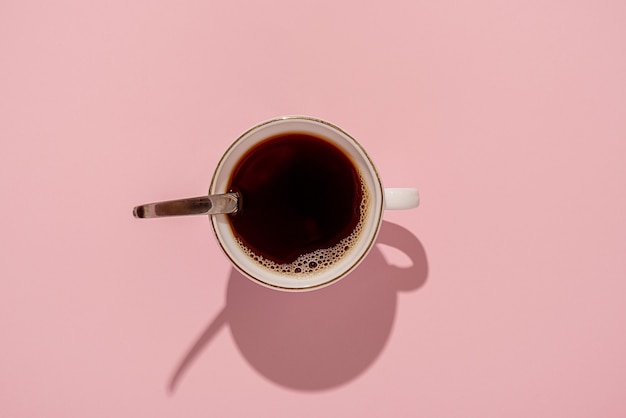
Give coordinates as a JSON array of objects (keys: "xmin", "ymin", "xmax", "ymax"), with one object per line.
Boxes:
[{"xmin": 227, "ymin": 132, "xmax": 365, "ymax": 269}]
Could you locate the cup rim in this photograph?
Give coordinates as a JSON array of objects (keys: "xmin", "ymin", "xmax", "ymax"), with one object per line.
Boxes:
[{"xmin": 209, "ymin": 115, "xmax": 384, "ymax": 291}]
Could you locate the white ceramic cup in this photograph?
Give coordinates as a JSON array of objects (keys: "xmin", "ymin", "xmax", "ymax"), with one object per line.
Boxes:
[{"xmin": 207, "ymin": 116, "xmax": 418, "ymax": 291}]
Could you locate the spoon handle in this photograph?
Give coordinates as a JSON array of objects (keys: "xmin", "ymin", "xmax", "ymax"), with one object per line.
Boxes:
[{"xmin": 133, "ymin": 192, "xmax": 239, "ymax": 218}]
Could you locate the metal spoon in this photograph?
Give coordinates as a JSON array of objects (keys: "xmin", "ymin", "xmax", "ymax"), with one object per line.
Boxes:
[{"xmin": 133, "ymin": 192, "xmax": 239, "ymax": 219}]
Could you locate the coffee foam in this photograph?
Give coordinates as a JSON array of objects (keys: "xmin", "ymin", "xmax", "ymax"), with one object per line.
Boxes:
[{"xmin": 234, "ymin": 177, "xmax": 369, "ymax": 277}]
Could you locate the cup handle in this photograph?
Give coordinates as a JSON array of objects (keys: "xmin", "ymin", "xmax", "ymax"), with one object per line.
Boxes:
[{"xmin": 383, "ymin": 188, "xmax": 419, "ymax": 210}]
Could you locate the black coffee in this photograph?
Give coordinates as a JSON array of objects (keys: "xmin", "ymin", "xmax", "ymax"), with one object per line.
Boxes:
[{"xmin": 227, "ymin": 132, "xmax": 366, "ymax": 273}]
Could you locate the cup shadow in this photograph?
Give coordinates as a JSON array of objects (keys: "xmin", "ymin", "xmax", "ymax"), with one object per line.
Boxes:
[{"xmin": 169, "ymin": 221, "xmax": 428, "ymax": 392}]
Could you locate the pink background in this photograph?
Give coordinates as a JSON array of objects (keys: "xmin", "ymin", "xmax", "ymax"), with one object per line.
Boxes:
[{"xmin": 2, "ymin": 0, "xmax": 626, "ymax": 416}]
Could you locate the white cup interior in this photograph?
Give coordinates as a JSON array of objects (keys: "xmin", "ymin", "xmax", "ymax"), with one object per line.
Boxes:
[{"xmin": 209, "ymin": 116, "xmax": 384, "ymax": 291}]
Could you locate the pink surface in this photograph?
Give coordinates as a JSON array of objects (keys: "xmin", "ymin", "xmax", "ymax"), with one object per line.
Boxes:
[{"xmin": 2, "ymin": 0, "xmax": 626, "ymax": 416}]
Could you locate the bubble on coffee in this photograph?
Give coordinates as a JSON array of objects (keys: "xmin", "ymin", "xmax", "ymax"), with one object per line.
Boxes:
[{"xmin": 234, "ymin": 178, "xmax": 369, "ymax": 276}]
